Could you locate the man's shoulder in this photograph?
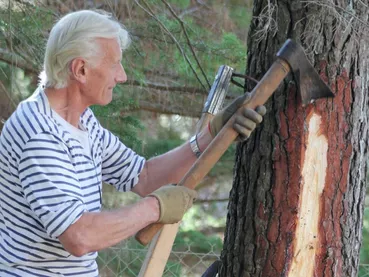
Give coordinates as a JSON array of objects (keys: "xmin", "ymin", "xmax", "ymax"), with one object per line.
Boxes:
[{"xmin": 2, "ymin": 96, "xmax": 61, "ymax": 148}]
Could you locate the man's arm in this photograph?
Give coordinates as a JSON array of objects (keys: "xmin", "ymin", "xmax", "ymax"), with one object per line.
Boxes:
[
  {"xmin": 58, "ymin": 197, "xmax": 159, "ymax": 257},
  {"xmin": 132, "ymin": 127, "xmax": 213, "ymax": 197},
  {"xmin": 58, "ymin": 185, "xmax": 197, "ymax": 256},
  {"xmin": 132, "ymin": 98, "xmax": 266, "ymax": 197},
  {"xmin": 61, "ymin": 98, "xmax": 266, "ymax": 256}
]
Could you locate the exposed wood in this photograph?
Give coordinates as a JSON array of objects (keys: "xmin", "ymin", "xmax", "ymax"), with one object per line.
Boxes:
[{"xmin": 289, "ymin": 113, "xmax": 328, "ymax": 276}]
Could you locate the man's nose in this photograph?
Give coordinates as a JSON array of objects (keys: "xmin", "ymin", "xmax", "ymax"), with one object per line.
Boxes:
[{"xmin": 116, "ymin": 64, "xmax": 127, "ymax": 84}]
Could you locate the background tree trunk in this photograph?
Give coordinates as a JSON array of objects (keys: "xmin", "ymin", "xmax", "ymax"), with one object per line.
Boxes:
[
  {"xmin": 220, "ymin": 1, "xmax": 369, "ymax": 276},
  {"xmin": 0, "ymin": 83, "xmax": 16, "ymax": 132}
]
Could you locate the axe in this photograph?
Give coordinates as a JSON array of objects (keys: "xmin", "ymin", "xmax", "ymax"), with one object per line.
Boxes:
[
  {"xmin": 196, "ymin": 65, "xmax": 233, "ymax": 132},
  {"xmin": 136, "ymin": 40, "xmax": 334, "ymax": 276}
]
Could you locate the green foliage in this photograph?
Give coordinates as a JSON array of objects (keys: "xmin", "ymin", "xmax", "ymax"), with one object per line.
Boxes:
[
  {"xmin": 0, "ymin": 5, "xmax": 54, "ymax": 67},
  {"xmin": 91, "ymin": 85, "xmax": 143, "ymax": 150},
  {"xmin": 142, "ymin": 138, "xmax": 183, "ymax": 158},
  {"xmin": 229, "ymin": 3, "xmax": 252, "ymax": 35},
  {"xmin": 168, "ymin": 0, "xmax": 191, "ymax": 10},
  {"xmin": 97, "ymin": 239, "xmax": 147, "ymax": 277},
  {"xmin": 174, "ymin": 230, "xmax": 222, "ymax": 253},
  {"xmin": 119, "ymin": 1, "xmax": 249, "ymax": 90}
]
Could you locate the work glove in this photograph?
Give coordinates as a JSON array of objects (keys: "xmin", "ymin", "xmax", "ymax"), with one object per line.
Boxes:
[
  {"xmin": 209, "ymin": 93, "xmax": 266, "ymax": 141},
  {"xmin": 148, "ymin": 185, "xmax": 198, "ymax": 224}
]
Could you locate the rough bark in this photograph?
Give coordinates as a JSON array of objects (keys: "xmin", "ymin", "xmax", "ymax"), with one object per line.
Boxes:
[{"xmin": 220, "ymin": 1, "xmax": 369, "ymax": 276}]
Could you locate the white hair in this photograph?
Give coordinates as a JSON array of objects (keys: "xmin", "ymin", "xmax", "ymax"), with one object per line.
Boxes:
[{"xmin": 39, "ymin": 10, "xmax": 130, "ymax": 89}]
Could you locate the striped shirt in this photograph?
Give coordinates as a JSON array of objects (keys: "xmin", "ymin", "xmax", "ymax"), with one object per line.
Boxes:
[{"xmin": 0, "ymin": 87, "xmax": 145, "ymax": 276}]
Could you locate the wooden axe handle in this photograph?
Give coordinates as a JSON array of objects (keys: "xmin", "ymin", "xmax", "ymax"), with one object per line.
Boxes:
[{"xmin": 136, "ymin": 59, "xmax": 290, "ymax": 246}]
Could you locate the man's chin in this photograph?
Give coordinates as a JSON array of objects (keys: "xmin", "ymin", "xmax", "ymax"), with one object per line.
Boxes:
[
  {"xmin": 100, "ymin": 100, "xmax": 112, "ymax": 106},
  {"xmin": 99, "ymin": 95, "xmax": 113, "ymax": 106}
]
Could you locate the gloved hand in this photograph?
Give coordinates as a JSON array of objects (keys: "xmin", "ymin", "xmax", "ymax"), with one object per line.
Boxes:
[
  {"xmin": 148, "ymin": 185, "xmax": 197, "ymax": 224},
  {"xmin": 209, "ymin": 93, "xmax": 266, "ymax": 141}
]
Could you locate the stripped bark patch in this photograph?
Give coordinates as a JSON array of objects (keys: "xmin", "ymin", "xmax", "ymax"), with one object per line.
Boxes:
[{"xmin": 288, "ymin": 113, "xmax": 328, "ymax": 277}]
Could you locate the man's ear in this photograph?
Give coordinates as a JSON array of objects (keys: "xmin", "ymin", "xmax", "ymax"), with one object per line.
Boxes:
[{"xmin": 70, "ymin": 58, "xmax": 87, "ymax": 84}]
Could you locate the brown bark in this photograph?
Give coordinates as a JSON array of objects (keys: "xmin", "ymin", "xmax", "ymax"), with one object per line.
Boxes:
[{"xmin": 220, "ymin": 1, "xmax": 369, "ymax": 277}]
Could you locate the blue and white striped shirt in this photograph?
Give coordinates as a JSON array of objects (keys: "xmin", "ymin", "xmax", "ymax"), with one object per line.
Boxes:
[{"xmin": 0, "ymin": 87, "xmax": 145, "ymax": 276}]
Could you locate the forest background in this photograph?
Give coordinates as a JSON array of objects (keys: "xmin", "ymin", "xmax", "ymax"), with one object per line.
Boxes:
[{"xmin": 0, "ymin": 0, "xmax": 368, "ymax": 276}]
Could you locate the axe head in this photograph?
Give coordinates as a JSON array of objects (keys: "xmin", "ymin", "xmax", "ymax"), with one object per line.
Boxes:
[
  {"xmin": 277, "ymin": 39, "xmax": 334, "ymax": 105},
  {"xmin": 203, "ymin": 65, "xmax": 234, "ymax": 114}
]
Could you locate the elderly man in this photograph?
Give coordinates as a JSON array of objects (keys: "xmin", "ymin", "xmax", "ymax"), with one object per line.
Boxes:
[{"xmin": 0, "ymin": 10, "xmax": 265, "ymax": 276}]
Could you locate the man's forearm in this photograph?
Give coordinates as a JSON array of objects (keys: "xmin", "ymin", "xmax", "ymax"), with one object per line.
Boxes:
[
  {"xmin": 58, "ymin": 197, "xmax": 159, "ymax": 256},
  {"xmin": 133, "ymin": 127, "xmax": 213, "ymax": 196}
]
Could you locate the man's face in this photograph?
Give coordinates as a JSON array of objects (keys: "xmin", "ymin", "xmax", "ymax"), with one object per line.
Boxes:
[{"xmin": 83, "ymin": 38, "xmax": 127, "ymax": 106}]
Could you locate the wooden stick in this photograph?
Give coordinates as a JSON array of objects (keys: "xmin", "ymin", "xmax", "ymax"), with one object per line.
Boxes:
[
  {"xmin": 138, "ymin": 98, "xmax": 216, "ymax": 277},
  {"xmin": 138, "ymin": 223, "xmax": 180, "ymax": 277}
]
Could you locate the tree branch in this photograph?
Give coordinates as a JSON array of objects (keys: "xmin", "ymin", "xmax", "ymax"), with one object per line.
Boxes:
[
  {"xmin": 129, "ymin": 100, "xmax": 202, "ymax": 117},
  {"xmin": 124, "ymin": 80, "xmax": 238, "ymax": 100},
  {"xmin": 194, "ymin": 198, "xmax": 229, "ymax": 204},
  {"xmin": 196, "ymin": 226, "xmax": 225, "ymax": 236},
  {"xmin": 0, "ymin": 48, "xmax": 38, "ymax": 74},
  {"xmin": 133, "ymin": 0, "xmax": 208, "ymax": 92},
  {"xmin": 179, "ymin": 6, "xmax": 201, "ymax": 18},
  {"xmin": 124, "ymin": 79, "xmax": 207, "ymax": 95},
  {"xmin": 162, "ymin": 0, "xmax": 210, "ymax": 88}
]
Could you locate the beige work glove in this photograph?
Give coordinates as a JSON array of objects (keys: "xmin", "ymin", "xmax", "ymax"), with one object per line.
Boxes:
[
  {"xmin": 148, "ymin": 185, "xmax": 198, "ymax": 224},
  {"xmin": 209, "ymin": 93, "xmax": 266, "ymax": 141}
]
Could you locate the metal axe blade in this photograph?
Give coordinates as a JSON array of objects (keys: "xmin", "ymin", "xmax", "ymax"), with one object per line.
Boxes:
[{"xmin": 277, "ymin": 39, "xmax": 335, "ymax": 105}]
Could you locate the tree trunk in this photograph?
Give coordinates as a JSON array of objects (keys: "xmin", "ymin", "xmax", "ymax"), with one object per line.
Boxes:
[{"xmin": 220, "ymin": 1, "xmax": 369, "ymax": 276}]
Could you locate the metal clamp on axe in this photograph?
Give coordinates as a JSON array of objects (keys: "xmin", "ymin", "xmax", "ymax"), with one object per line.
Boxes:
[
  {"xmin": 137, "ymin": 39, "xmax": 334, "ymax": 277},
  {"xmin": 196, "ymin": 65, "xmax": 234, "ymax": 132},
  {"xmin": 196, "ymin": 64, "xmax": 260, "ymax": 132}
]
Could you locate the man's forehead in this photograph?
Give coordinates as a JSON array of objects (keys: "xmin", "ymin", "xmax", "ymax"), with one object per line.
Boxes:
[{"xmin": 98, "ymin": 38, "xmax": 122, "ymax": 60}]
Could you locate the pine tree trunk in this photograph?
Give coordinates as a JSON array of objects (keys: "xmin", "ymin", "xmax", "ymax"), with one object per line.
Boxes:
[{"xmin": 220, "ymin": 1, "xmax": 369, "ymax": 276}]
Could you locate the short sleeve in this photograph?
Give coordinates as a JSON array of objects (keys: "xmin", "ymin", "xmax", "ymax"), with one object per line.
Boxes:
[
  {"xmin": 100, "ymin": 127, "xmax": 145, "ymax": 192},
  {"xmin": 18, "ymin": 132, "xmax": 86, "ymax": 238}
]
